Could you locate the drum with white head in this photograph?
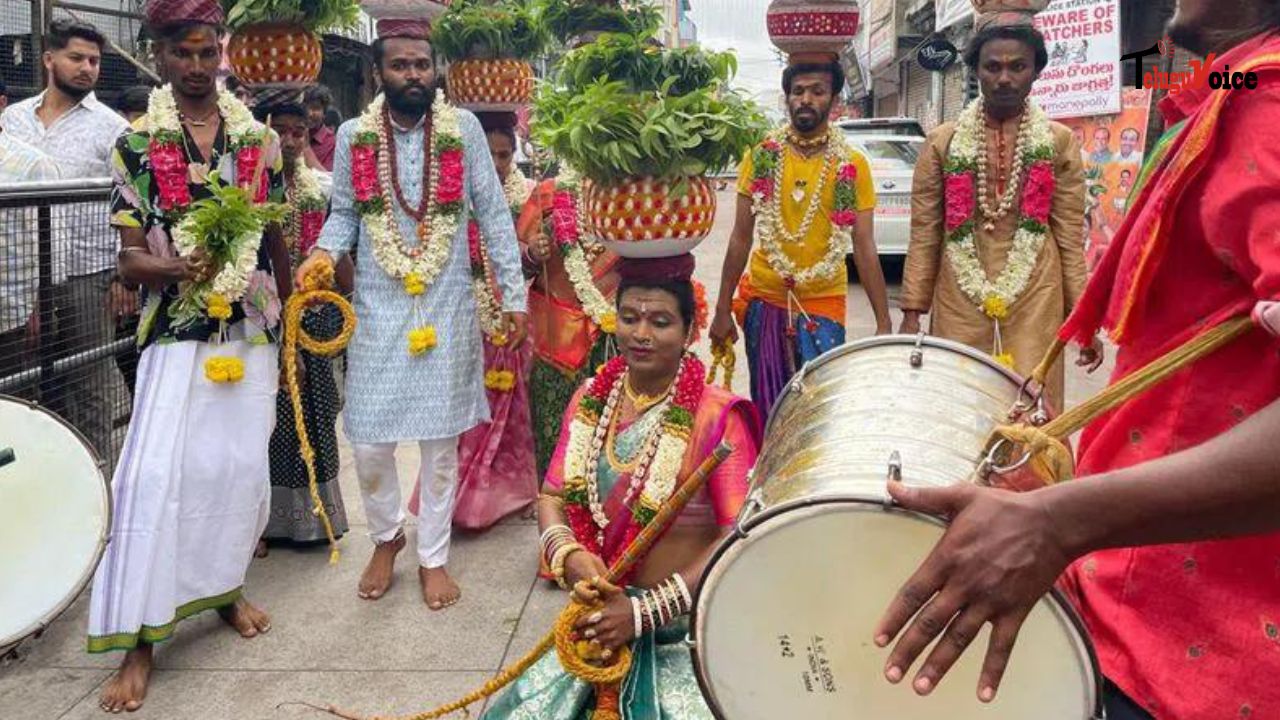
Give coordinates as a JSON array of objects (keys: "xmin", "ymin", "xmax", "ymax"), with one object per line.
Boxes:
[
  {"xmin": 0, "ymin": 396, "xmax": 110, "ymax": 655},
  {"xmin": 689, "ymin": 336, "xmax": 1102, "ymax": 719}
]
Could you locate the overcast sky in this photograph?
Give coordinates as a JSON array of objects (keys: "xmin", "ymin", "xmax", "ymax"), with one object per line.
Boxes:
[{"xmin": 687, "ymin": 0, "xmax": 787, "ymax": 114}]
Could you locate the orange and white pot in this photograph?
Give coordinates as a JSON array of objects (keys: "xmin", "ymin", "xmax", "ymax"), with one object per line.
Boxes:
[
  {"xmin": 447, "ymin": 59, "xmax": 535, "ymax": 112},
  {"xmin": 584, "ymin": 176, "xmax": 717, "ymax": 258},
  {"xmin": 227, "ymin": 23, "xmax": 322, "ymax": 87}
]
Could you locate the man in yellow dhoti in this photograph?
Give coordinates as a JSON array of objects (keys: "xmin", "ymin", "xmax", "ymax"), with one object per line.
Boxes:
[{"xmin": 711, "ymin": 60, "xmax": 889, "ymax": 416}]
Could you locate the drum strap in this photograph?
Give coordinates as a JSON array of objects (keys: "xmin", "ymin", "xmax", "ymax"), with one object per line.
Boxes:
[{"xmin": 989, "ymin": 314, "xmax": 1256, "ymax": 483}]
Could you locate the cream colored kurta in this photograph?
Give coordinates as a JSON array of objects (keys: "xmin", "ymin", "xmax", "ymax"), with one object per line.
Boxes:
[{"xmin": 902, "ymin": 116, "xmax": 1087, "ymax": 409}]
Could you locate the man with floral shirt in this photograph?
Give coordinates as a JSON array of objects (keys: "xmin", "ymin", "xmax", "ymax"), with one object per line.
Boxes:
[{"xmin": 87, "ymin": 1, "xmax": 291, "ymax": 712}]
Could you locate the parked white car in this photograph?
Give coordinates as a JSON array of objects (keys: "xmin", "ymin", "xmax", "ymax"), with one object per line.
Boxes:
[{"xmin": 837, "ymin": 117, "xmax": 926, "ymax": 259}]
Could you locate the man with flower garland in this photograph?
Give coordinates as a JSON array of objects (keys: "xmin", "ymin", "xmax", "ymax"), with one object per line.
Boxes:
[
  {"xmin": 88, "ymin": 0, "xmax": 290, "ymax": 712},
  {"xmin": 710, "ymin": 59, "xmax": 890, "ymax": 417},
  {"xmin": 875, "ymin": 0, "xmax": 1280, "ymax": 712},
  {"xmin": 296, "ymin": 22, "xmax": 527, "ymax": 611},
  {"xmin": 876, "ymin": 1, "xmax": 1280, "ymax": 717},
  {"xmin": 899, "ymin": 15, "xmax": 1097, "ymax": 408}
]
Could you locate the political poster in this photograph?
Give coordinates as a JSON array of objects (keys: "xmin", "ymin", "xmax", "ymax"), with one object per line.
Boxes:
[{"xmin": 1057, "ymin": 89, "xmax": 1153, "ymax": 273}]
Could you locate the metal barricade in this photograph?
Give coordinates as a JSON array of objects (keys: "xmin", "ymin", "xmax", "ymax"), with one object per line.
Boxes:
[{"xmin": 0, "ymin": 178, "xmax": 131, "ymax": 469}]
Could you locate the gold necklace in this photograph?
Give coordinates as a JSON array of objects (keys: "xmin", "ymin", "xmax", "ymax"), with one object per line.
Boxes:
[
  {"xmin": 786, "ymin": 128, "xmax": 830, "ymax": 151},
  {"xmin": 624, "ymin": 373, "xmax": 672, "ymax": 413},
  {"xmin": 180, "ymin": 107, "xmax": 220, "ymax": 127}
]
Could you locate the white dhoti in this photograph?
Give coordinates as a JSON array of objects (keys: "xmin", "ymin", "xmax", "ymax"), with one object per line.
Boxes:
[
  {"xmin": 352, "ymin": 438, "xmax": 459, "ymax": 568},
  {"xmin": 87, "ymin": 340, "xmax": 276, "ymax": 653}
]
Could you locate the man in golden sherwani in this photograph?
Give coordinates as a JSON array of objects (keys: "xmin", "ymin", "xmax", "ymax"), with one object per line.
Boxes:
[{"xmin": 900, "ymin": 10, "xmax": 1100, "ymax": 409}]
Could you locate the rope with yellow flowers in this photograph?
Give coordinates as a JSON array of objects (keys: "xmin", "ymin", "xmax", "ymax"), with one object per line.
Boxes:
[
  {"xmin": 297, "ymin": 442, "xmax": 735, "ymax": 720},
  {"xmin": 284, "ymin": 260, "xmax": 357, "ymax": 564}
]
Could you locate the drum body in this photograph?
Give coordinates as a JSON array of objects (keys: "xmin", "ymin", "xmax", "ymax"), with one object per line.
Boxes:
[
  {"xmin": 753, "ymin": 335, "xmax": 1029, "ymax": 505},
  {"xmin": 0, "ymin": 396, "xmax": 110, "ymax": 652},
  {"xmin": 690, "ymin": 337, "xmax": 1102, "ymax": 719}
]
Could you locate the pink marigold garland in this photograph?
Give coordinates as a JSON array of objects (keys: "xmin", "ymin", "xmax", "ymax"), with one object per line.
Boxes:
[
  {"xmin": 944, "ymin": 172, "xmax": 976, "ymax": 235},
  {"xmin": 149, "ymin": 139, "xmax": 192, "ymax": 212},
  {"xmin": 435, "ymin": 145, "xmax": 465, "ymax": 210},
  {"xmin": 233, "ymin": 141, "xmax": 268, "ymax": 203},
  {"xmin": 298, "ymin": 210, "xmax": 325, "ymax": 256},
  {"xmin": 831, "ymin": 162, "xmax": 859, "ymax": 227},
  {"xmin": 1020, "ymin": 160, "xmax": 1056, "ymax": 225},
  {"xmin": 351, "ymin": 132, "xmax": 383, "ymax": 215}
]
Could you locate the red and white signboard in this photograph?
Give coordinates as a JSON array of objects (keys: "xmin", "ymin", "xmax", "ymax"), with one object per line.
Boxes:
[{"xmin": 1030, "ymin": 0, "xmax": 1123, "ymax": 119}]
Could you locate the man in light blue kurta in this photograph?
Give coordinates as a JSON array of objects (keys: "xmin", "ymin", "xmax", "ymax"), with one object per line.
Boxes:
[{"xmin": 302, "ymin": 29, "xmax": 527, "ymax": 609}]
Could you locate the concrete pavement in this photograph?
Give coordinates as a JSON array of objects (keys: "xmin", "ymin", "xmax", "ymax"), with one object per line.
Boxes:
[{"xmin": 0, "ymin": 189, "xmax": 1113, "ymax": 719}]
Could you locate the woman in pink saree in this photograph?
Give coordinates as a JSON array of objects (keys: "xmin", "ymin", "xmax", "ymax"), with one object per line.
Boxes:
[{"xmin": 484, "ymin": 254, "xmax": 762, "ymax": 719}]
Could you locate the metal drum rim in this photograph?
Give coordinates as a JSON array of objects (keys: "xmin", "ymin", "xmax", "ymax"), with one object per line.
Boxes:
[
  {"xmin": 688, "ymin": 496, "xmax": 1104, "ymax": 720},
  {"xmin": 759, "ymin": 334, "xmax": 1027, "ymax": 440},
  {"xmin": 0, "ymin": 394, "xmax": 112, "ymax": 652}
]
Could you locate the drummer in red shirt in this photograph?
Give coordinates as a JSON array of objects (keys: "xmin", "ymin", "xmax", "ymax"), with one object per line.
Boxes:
[{"xmin": 875, "ymin": 2, "xmax": 1280, "ymax": 719}]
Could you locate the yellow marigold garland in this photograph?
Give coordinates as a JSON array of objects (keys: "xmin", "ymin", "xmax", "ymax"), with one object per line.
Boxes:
[
  {"xmin": 204, "ymin": 356, "xmax": 245, "ymax": 383},
  {"xmin": 284, "ymin": 259, "xmax": 357, "ymax": 564},
  {"xmin": 207, "ymin": 293, "xmax": 233, "ymax": 320},
  {"xmin": 484, "ymin": 369, "xmax": 516, "ymax": 392},
  {"xmin": 706, "ymin": 340, "xmax": 736, "ymax": 391},
  {"xmin": 408, "ymin": 326, "xmax": 437, "ymax": 355}
]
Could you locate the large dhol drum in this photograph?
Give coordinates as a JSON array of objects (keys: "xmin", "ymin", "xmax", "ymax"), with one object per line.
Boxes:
[
  {"xmin": 690, "ymin": 336, "xmax": 1102, "ymax": 719},
  {"xmin": 0, "ymin": 396, "xmax": 110, "ymax": 654}
]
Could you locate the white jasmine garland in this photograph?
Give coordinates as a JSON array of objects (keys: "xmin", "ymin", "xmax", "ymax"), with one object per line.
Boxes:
[
  {"xmin": 504, "ymin": 165, "xmax": 533, "ymax": 216},
  {"xmin": 945, "ymin": 98, "xmax": 1055, "ymax": 316},
  {"xmin": 751, "ymin": 128, "xmax": 852, "ymax": 290},
  {"xmin": 152, "ymin": 84, "xmax": 268, "ymax": 315},
  {"xmin": 471, "ymin": 169, "xmax": 532, "ymax": 343},
  {"xmin": 171, "ymin": 216, "xmax": 262, "ymax": 304},
  {"xmin": 144, "ymin": 85, "xmax": 258, "ymax": 147},
  {"xmin": 554, "ymin": 165, "xmax": 615, "ymax": 330},
  {"xmin": 356, "ymin": 94, "xmax": 464, "ymax": 287},
  {"xmin": 292, "ymin": 163, "xmax": 325, "ymax": 207}
]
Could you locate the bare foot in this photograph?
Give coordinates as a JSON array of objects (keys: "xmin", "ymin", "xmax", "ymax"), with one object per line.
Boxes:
[
  {"xmin": 358, "ymin": 532, "xmax": 405, "ymax": 600},
  {"xmin": 217, "ymin": 597, "xmax": 272, "ymax": 638},
  {"xmin": 99, "ymin": 644, "xmax": 152, "ymax": 713},
  {"xmin": 419, "ymin": 566, "xmax": 461, "ymax": 611},
  {"xmin": 254, "ymin": 539, "xmax": 269, "ymax": 559}
]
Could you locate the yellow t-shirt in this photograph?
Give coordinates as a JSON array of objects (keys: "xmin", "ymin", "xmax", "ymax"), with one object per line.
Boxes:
[{"xmin": 737, "ymin": 143, "xmax": 877, "ymax": 299}]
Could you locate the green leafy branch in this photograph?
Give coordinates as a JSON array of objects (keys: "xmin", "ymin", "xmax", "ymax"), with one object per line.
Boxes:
[
  {"xmin": 556, "ymin": 32, "xmax": 738, "ymax": 96},
  {"xmin": 540, "ymin": 0, "xmax": 662, "ymax": 42},
  {"xmin": 431, "ymin": 0, "xmax": 551, "ymax": 62},
  {"xmin": 222, "ymin": 0, "xmax": 361, "ymax": 34},
  {"xmin": 533, "ymin": 75, "xmax": 767, "ymax": 186}
]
